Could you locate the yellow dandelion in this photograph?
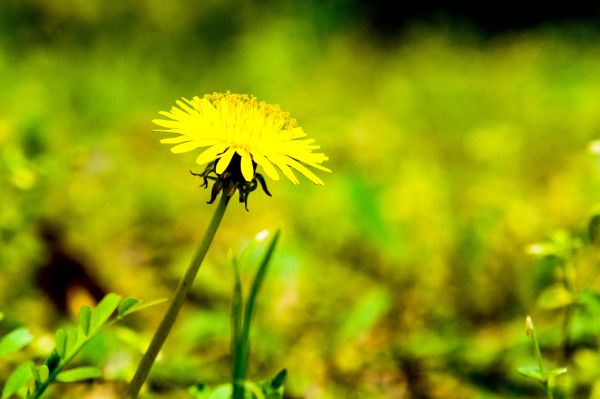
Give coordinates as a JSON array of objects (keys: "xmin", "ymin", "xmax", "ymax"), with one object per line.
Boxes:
[{"xmin": 153, "ymin": 92, "xmax": 331, "ymax": 186}]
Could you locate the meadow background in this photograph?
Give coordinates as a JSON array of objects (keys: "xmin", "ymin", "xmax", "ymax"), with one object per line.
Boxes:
[{"xmin": 2, "ymin": 1, "xmax": 600, "ymax": 398}]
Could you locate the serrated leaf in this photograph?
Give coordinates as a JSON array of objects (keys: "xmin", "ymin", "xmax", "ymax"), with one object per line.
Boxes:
[
  {"xmin": 117, "ymin": 297, "xmax": 140, "ymax": 317},
  {"xmin": 537, "ymin": 285, "xmax": 575, "ymax": 309},
  {"xmin": 55, "ymin": 329, "xmax": 67, "ymax": 357},
  {"xmin": 0, "ymin": 328, "xmax": 33, "ymax": 357},
  {"xmin": 517, "ymin": 366, "xmax": 545, "ymax": 382},
  {"xmin": 2, "ymin": 361, "xmax": 33, "ymax": 399},
  {"xmin": 118, "ymin": 297, "xmax": 168, "ymax": 317},
  {"xmin": 89, "ymin": 293, "xmax": 121, "ymax": 333},
  {"xmin": 56, "ymin": 366, "xmax": 102, "ymax": 383},
  {"xmin": 79, "ymin": 306, "xmax": 91, "ymax": 335},
  {"xmin": 38, "ymin": 365, "xmax": 49, "ymax": 383}
]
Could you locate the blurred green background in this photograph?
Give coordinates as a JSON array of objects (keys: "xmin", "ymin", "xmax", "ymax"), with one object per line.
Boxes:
[{"xmin": 2, "ymin": 1, "xmax": 600, "ymax": 398}]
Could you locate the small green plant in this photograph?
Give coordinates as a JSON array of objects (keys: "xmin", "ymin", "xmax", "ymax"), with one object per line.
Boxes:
[
  {"xmin": 527, "ymin": 229, "xmax": 581, "ymax": 362},
  {"xmin": 518, "ymin": 316, "xmax": 567, "ymax": 399},
  {"xmin": 1, "ymin": 293, "xmax": 166, "ymax": 399},
  {"xmin": 188, "ymin": 230, "xmax": 286, "ymax": 399},
  {"xmin": 190, "ymin": 369, "xmax": 286, "ymax": 399},
  {"xmin": 230, "ymin": 230, "xmax": 283, "ymax": 399}
]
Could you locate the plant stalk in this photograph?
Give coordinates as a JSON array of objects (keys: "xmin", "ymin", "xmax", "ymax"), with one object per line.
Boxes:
[{"xmin": 126, "ymin": 193, "xmax": 229, "ymax": 398}]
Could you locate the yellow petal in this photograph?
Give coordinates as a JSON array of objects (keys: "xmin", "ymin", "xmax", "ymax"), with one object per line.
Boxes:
[
  {"xmin": 302, "ymin": 159, "xmax": 332, "ymax": 173},
  {"xmin": 252, "ymin": 151, "xmax": 280, "ymax": 181},
  {"xmin": 160, "ymin": 136, "xmax": 192, "ymax": 144},
  {"xmin": 239, "ymin": 150, "xmax": 254, "ymax": 181},
  {"xmin": 195, "ymin": 143, "xmax": 228, "ymax": 165},
  {"xmin": 175, "ymin": 99, "xmax": 195, "ymax": 114},
  {"xmin": 152, "ymin": 118, "xmax": 181, "ymax": 129},
  {"xmin": 268, "ymin": 153, "xmax": 299, "ymax": 185},
  {"xmin": 283, "ymin": 156, "xmax": 325, "ymax": 185},
  {"xmin": 216, "ymin": 148, "xmax": 236, "ymax": 174}
]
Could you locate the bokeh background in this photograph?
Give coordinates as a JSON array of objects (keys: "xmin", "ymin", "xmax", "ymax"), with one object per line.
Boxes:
[{"xmin": 3, "ymin": 1, "xmax": 600, "ymax": 398}]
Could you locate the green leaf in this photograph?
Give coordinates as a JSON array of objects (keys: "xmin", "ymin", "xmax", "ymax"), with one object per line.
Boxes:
[
  {"xmin": 0, "ymin": 328, "xmax": 34, "ymax": 357},
  {"xmin": 548, "ymin": 367, "xmax": 568, "ymax": 377},
  {"xmin": 89, "ymin": 293, "xmax": 122, "ymax": 332},
  {"xmin": 55, "ymin": 329, "xmax": 67, "ymax": 358},
  {"xmin": 244, "ymin": 382, "xmax": 266, "ymax": 399},
  {"xmin": 2, "ymin": 361, "xmax": 34, "ymax": 399},
  {"xmin": 206, "ymin": 385, "xmax": 232, "ymax": 399},
  {"xmin": 79, "ymin": 306, "xmax": 91, "ymax": 335},
  {"xmin": 45, "ymin": 350, "xmax": 60, "ymax": 373},
  {"xmin": 118, "ymin": 297, "xmax": 168, "ymax": 318},
  {"xmin": 537, "ymin": 284, "xmax": 575, "ymax": 309},
  {"xmin": 56, "ymin": 366, "xmax": 102, "ymax": 383},
  {"xmin": 517, "ymin": 366, "xmax": 545, "ymax": 382},
  {"xmin": 257, "ymin": 369, "xmax": 287, "ymax": 399},
  {"xmin": 117, "ymin": 297, "xmax": 140, "ymax": 317},
  {"xmin": 38, "ymin": 365, "xmax": 49, "ymax": 383},
  {"xmin": 0, "ymin": 312, "xmax": 4, "ymax": 323},
  {"xmin": 30, "ymin": 363, "xmax": 39, "ymax": 382},
  {"xmin": 65, "ymin": 328, "xmax": 79, "ymax": 356},
  {"xmin": 270, "ymin": 369, "xmax": 287, "ymax": 390},
  {"xmin": 238, "ymin": 230, "xmax": 281, "ymax": 384},
  {"xmin": 231, "ymin": 256, "xmax": 244, "ymax": 382}
]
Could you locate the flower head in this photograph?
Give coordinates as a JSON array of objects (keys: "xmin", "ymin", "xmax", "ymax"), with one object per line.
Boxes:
[{"xmin": 153, "ymin": 92, "xmax": 331, "ymax": 208}]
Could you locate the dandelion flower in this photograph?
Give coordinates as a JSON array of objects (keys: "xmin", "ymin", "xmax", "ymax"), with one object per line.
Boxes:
[
  {"xmin": 154, "ymin": 92, "xmax": 330, "ymax": 180},
  {"xmin": 153, "ymin": 93, "xmax": 331, "ymax": 208}
]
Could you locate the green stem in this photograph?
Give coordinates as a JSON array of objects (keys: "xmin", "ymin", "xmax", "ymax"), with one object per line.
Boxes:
[
  {"xmin": 528, "ymin": 317, "xmax": 553, "ymax": 399},
  {"xmin": 561, "ymin": 259, "xmax": 575, "ymax": 363},
  {"xmin": 126, "ymin": 193, "xmax": 229, "ymax": 398}
]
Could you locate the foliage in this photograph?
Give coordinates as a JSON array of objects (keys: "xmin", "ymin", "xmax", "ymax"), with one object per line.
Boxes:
[
  {"xmin": 1, "ymin": 294, "xmax": 166, "ymax": 399},
  {"xmin": 2, "ymin": 1, "xmax": 600, "ymax": 397}
]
